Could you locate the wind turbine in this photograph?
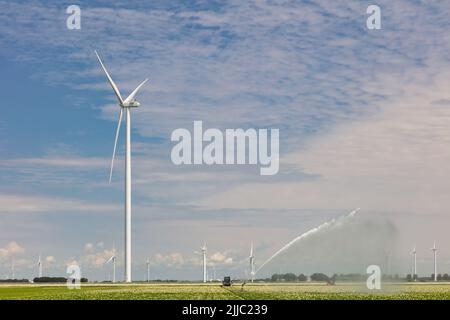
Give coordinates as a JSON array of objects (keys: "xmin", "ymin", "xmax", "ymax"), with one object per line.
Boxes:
[
  {"xmin": 411, "ymin": 245, "xmax": 417, "ymax": 281},
  {"xmin": 105, "ymin": 245, "xmax": 116, "ymax": 283},
  {"xmin": 10, "ymin": 260, "xmax": 15, "ymax": 280},
  {"xmin": 201, "ymin": 243, "xmax": 207, "ymax": 283},
  {"xmin": 431, "ymin": 241, "xmax": 437, "ymax": 282},
  {"xmin": 384, "ymin": 249, "xmax": 391, "ymax": 276},
  {"xmin": 95, "ymin": 51, "xmax": 148, "ymax": 283},
  {"xmin": 249, "ymin": 242, "xmax": 255, "ymax": 283},
  {"xmin": 146, "ymin": 258, "xmax": 150, "ymax": 282},
  {"xmin": 37, "ymin": 254, "xmax": 42, "ymax": 278}
]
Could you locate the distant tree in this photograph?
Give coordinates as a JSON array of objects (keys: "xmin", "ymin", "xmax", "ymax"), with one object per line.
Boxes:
[
  {"xmin": 33, "ymin": 277, "xmax": 66, "ymax": 283},
  {"xmin": 431, "ymin": 274, "xmax": 435, "ymax": 281},
  {"xmin": 284, "ymin": 273, "xmax": 297, "ymax": 282},
  {"xmin": 298, "ymin": 274, "xmax": 307, "ymax": 282},
  {"xmin": 327, "ymin": 274, "xmax": 337, "ymax": 285},
  {"xmin": 443, "ymin": 274, "xmax": 449, "ymax": 281},
  {"xmin": 271, "ymin": 274, "xmax": 279, "ymax": 282},
  {"xmin": 406, "ymin": 274, "xmax": 412, "ymax": 282},
  {"xmin": 310, "ymin": 273, "xmax": 329, "ymax": 282},
  {"xmin": 0, "ymin": 279, "xmax": 29, "ymax": 283},
  {"xmin": 437, "ymin": 274, "xmax": 442, "ymax": 281},
  {"xmin": 337, "ymin": 273, "xmax": 364, "ymax": 282}
]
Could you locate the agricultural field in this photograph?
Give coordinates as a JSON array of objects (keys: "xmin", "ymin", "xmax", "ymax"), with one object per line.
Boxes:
[{"xmin": 0, "ymin": 282, "xmax": 449, "ymax": 300}]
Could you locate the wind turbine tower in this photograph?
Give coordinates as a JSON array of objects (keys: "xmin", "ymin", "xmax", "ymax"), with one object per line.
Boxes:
[
  {"xmin": 412, "ymin": 246, "xmax": 417, "ymax": 281},
  {"xmin": 201, "ymin": 243, "xmax": 207, "ymax": 283},
  {"xmin": 146, "ymin": 258, "xmax": 150, "ymax": 282},
  {"xmin": 249, "ymin": 242, "xmax": 255, "ymax": 283},
  {"xmin": 95, "ymin": 51, "xmax": 148, "ymax": 282},
  {"xmin": 431, "ymin": 241, "xmax": 437, "ymax": 282},
  {"xmin": 37, "ymin": 254, "xmax": 42, "ymax": 278}
]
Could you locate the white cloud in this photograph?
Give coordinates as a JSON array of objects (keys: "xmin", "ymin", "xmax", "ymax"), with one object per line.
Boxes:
[
  {"xmin": 0, "ymin": 194, "xmax": 118, "ymax": 214},
  {"xmin": 0, "ymin": 241, "xmax": 25, "ymax": 258},
  {"xmin": 197, "ymin": 67, "xmax": 450, "ymax": 214},
  {"xmin": 2, "ymin": 156, "xmax": 107, "ymax": 169},
  {"xmin": 81, "ymin": 248, "xmax": 115, "ymax": 268},
  {"xmin": 209, "ymin": 252, "xmax": 233, "ymax": 265},
  {"xmin": 84, "ymin": 243, "xmax": 94, "ymax": 252},
  {"xmin": 152, "ymin": 252, "xmax": 185, "ymax": 268}
]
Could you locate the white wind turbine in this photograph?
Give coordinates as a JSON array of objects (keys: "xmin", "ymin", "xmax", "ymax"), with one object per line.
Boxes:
[
  {"xmin": 201, "ymin": 243, "xmax": 207, "ymax": 283},
  {"xmin": 249, "ymin": 242, "xmax": 255, "ymax": 283},
  {"xmin": 37, "ymin": 254, "xmax": 42, "ymax": 278},
  {"xmin": 105, "ymin": 244, "xmax": 116, "ymax": 283},
  {"xmin": 431, "ymin": 241, "xmax": 437, "ymax": 282},
  {"xmin": 411, "ymin": 245, "xmax": 417, "ymax": 281},
  {"xmin": 10, "ymin": 260, "xmax": 15, "ymax": 280},
  {"xmin": 212, "ymin": 265, "xmax": 216, "ymax": 282},
  {"xmin": 95, "ymin": 51, "xmax": 148, "ymax": 283},
  {"xmin": 146, "ymin": 258, "xmax": 150, "ymax": 282}
]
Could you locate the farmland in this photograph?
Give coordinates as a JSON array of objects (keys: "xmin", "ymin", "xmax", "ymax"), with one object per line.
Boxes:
[{"xmin": 0, "ymin": 282, "xmax": 449, "ymax": 300}]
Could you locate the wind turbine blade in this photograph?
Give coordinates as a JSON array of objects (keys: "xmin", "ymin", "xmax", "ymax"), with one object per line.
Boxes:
[
  {"xmin": 95, "ymin": 51, "xmax": 124, "ymax": 105},
  {"xmin": 109, "ymin": 108, "xmax": 123, "ymax": 183},
  {"xmin": 105, "ymin": 256, "xmax": 114, "ymax": 264},
  {"xmin": 124, "ymin": 79, "xmax": 148, "ymax": 104}
]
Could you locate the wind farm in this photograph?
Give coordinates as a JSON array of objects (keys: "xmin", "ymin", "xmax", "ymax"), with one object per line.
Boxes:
[
  {"xmin": 1, "ymin": 208, "xmax": 450, "ymax": 300},
  {"xmin": 2, "ymin": 0, "xmax": 450, "ymax": 305}
]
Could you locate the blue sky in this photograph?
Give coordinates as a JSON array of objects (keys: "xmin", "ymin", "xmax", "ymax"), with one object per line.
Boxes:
[{"xmin": 1, "ymin": 0, "xmax": 450, "ymax": 281}]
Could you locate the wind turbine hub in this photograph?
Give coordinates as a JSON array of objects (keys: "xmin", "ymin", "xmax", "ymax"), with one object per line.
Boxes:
[{"xmin": 122, "ymin": 100, "xmax": 140, "ymax": 108}]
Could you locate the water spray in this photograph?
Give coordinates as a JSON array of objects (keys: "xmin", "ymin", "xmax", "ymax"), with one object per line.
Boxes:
[{"xmin": 254, "ymin": 208, "xmax": 361, "ymax": 276}]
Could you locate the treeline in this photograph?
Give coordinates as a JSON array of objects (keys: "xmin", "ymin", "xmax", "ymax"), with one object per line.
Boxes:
[
  {"xmin": 268, "ymin": 273, "xmax": 335, "ymax": 282},
  {"xmin": 266, "ymin": 273, "xmax": 450, "ymax": 282},
  {"xmin": 267, "ymin": 273, "xmax": 399, "ymax": 282},
  {"xmin": 406, "ymin": 273, "xmax": 450, "ymax": 282},
  {"xmin": 0, "ymin": 277, "xmax": 88, "ymax": 283},
  {"xmin": 0, "ymin": 279, "xmax": 29, "ymax": 283},
  {"xmin": 33, "ymin": 277, "xmax": 88, "ymax": 283}
]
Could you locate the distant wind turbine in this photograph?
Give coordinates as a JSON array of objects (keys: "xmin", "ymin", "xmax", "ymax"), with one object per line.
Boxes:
[
  {"xmin": 201, "ymin": 243, "xmax": 207, "ymax": 283},
  {"xmin": 95, "ymin": 51, "xmax": 148, "ymax": 283},
  {"xmin": 105, "ymin": 244, "xmax": 116, "ymax": 283},
  {"xmin": 431, "ymin": 241, "xmax": 437, "ymax": 281},
  {"xmin": 10, "ymin": 260, "xmax": 15, "ymax": 280},
  {"xmin": 37, "ymin": 254, "xmax": 42, "ymax": 278},
  {"xmin": 411, "ymin": 245, "xmax": 417, "ymax": 280},
  {"xmin": 146, "ymin": 258, "xmax": 150, "ymax": 282},
  {"xmin": 249, "ymin": 242, "xmax": 255, "ymax": 283}
]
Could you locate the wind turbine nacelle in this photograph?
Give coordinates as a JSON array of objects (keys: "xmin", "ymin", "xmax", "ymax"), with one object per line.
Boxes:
[{"xmin": 123, "ymin": 100, "xmax": 140, "ymax": 108}]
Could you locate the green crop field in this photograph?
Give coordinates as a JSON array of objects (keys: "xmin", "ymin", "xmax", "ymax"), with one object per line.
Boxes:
[{"xmin": 0, "ymin": 282, "xmax": 449, "ymax": 300}]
